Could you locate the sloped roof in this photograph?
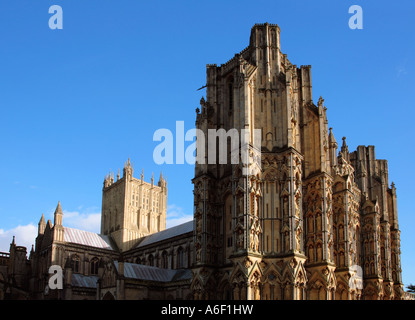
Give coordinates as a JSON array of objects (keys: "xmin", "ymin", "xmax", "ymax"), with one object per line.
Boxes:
[
  {"xmin": 64, "ymin": 227, "xmax": 117, "ymax": 251},
  {"xmin": 71, "ymin": 273, "xmax": 99, "ymax": 288},
  {"xmin": 114, "ymin": 261, "xmax": 192, "ymax": 283},
  {"xmin": 135, "ymin": 220, "xmax": 193, "ymax": 248}
]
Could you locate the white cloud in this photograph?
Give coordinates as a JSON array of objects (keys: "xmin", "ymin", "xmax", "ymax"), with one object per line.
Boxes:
[
  {"xmin": 62, "ymin": 210, "xmax": 101, "ymax": 233},
  {"xmin": 0, "ymin": 224, "xmax": 37, "ymax": 253},
  {"xmin": 0, "ymin": 205, "xmax": 192, "ymax": 253},
  {"xmin": 0, "ymin": 207, "xmax": 101, "ymax": 253},
  {"xmin": 166, "ymin": 204, "xmax": 193, "ymax": 229}
]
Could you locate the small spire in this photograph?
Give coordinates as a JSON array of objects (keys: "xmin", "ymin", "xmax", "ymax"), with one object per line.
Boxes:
[
  {"xmin": 341, "ymin": 136, "xmax": 350, "ymax": 161},
  {"xmin": 54, "ymin": 201, "xmax": 63, "ymax": 226},
  {"xmin": 55, "ymin": 201, "xmax": 63, "ymax": 215},
  {"xmin": 318, "ymin": 96, "xmax": 324, "ymax": 108},
  {"xmin": 159, "ymin": 171, "xmax": 163, "ymax": 181},
  {"xmin": 12, "ymin": 235, "xmax": 15, "ymax": 245},
  {"xmin": 117, "ymin": 168, "xmax": 120, "ymax": 181},
  {"xmin": 342, "ymin": 136, "xmax": 347, "ymax": 147},
  {"xmin": 328, "ymin": 127, "xmax": 337, "ymax": 146}
]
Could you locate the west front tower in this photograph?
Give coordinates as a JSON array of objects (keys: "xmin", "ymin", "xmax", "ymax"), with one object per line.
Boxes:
[{"xmin": 190, "ymin": 23, "xmax": 403, "ymax": 300}]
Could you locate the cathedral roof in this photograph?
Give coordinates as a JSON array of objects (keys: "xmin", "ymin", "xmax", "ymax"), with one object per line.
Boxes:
[
  {"xmin": 114, "ymin": 261, "xmax": 192, "ymax": 283},
  {"xmin": 71, "ymin": 273, "xmax": 99, "ymax": 288},
  {"xmin": 135, "ymin": 220, "xmax": 193, "ymax": 248},
  {"xmin": 63, "ymin": 227, "xmax": 117, "ymax": 251}
]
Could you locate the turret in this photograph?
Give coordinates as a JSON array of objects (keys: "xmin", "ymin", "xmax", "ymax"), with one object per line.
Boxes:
[
  {"xmin": 54, "ymin": 201, "xmax": 63, "ymax": 226},
  {"xmin": 340, "ymin": 136, "xmax": 350, "ymax": 162},
  {"xmin": 123, "ymin": 158, "xmax": 133, "ymax": 179},
  {"xmin": 53, "ymin": 202, "xmax": 64, "ymax": 242},
  {"xmin": 328, "ymin": 127, "xmax": 338, "ymax": 174},
  {"xmin": 103, "ymin": 172, "xmax": 114, "ymax": 188},
  {"xmin": 158, "ymin": 171, "xmax": 166, "ymax": 189},
  {"xmin": 38, "ymin": 214, "xmax": 46, "ymax": 235},
  {"xmin": 390, "ymin": 182, "xmax": 399, "ymax": 230}
]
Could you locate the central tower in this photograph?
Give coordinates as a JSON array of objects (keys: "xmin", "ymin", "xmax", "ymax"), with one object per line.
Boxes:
[{"xmin": 101, "ymin": 159, "xmax": 167, "ymax": 252}]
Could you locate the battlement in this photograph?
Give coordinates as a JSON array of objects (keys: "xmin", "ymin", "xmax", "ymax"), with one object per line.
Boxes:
[
  {"xmin": 103, "ymin": 159, "xmax": 166, "ymax": 190},
  {"xmin": 252, "ymin": 22, "xmax": 280, "ymax": 30}
]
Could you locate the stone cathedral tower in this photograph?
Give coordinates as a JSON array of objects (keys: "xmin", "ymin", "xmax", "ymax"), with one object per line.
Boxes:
[
  {"xmin": 101, "ymin": 159, "xmax": 167, "ymax": 252},
  {"xmin": 190, "ymin": 23, "xmax": 403, "ymax": 300}
]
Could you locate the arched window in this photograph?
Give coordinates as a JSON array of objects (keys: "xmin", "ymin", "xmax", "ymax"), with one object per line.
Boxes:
[
  {"xmin": 177, "ymin": 247, "xmax": 184, "ymax": 268},
  {"xmin": 90, "ymin": 257, "xmax": 99, "ymax": 275},
  {"xmin": 161, "ymin": 251, "xmax": 168, "ymax": 269},
  {"xmin": 148, "ymin": 254, "xmax": 154, "ymax": 266},
  {"xmin": 72, "ymin": 255, "xmax": 80, "ymax": 273}
]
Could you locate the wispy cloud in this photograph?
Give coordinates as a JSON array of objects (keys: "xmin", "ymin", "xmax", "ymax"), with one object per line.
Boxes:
[
  {"xmin": 0, "ymin": 224, "xmax": 37, "ymax": 253},
  {"xmin": 396, "ymin": 60, "xmax": 408, "ymax": 78},
  {"xmin": 62, "ymin": 209, "xmax": 101, "ymax": 233},
  {"xmin": 166, "ymin": 204, "xmax": 193, "ymax": 229}
]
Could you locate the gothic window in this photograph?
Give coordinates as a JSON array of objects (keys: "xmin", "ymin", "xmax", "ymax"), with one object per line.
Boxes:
[
  {"xmin": 161, "ymin": 251, "xmax": 168, "ymax": 269},
  {"xmin": 177, "ymin": 247, "xmax": 184, "ymax": 268},
  {"xmin": 72, "ymin": 255, "xmax": 80, "ymax": 273},
  {"xmin": 90, "ymin": 257, "xmax": 99, "ymax": 275},
  {"xmin": 228, "ymin": 81, "xmax": 233, "ymax": 111},
  {"xmin": 148, "ymin": 254, "xmax": 154, "ymax": 266},
  {"xmin": 391, "ymin": 253, "xmax": 396, "ymax": 267}
]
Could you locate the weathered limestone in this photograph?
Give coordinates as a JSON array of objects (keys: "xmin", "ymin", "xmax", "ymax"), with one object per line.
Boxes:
[
  {"xmin": 101, "ymin": 159, "xmax": 167, "ymax": 252},
  {"xmin": 190, "ymin": 23, "xmax": 403, "ymax": 300}
]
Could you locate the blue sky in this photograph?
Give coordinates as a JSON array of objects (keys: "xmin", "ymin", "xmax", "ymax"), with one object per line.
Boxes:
[{"xmin": 0, "ymin": 0, "xmax": 414, "ymax": 288}]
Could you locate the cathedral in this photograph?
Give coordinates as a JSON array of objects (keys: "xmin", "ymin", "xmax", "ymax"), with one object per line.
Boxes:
[{"xmin": 0, "ymin": 23, "xmax": 408, "ymax": 300}]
